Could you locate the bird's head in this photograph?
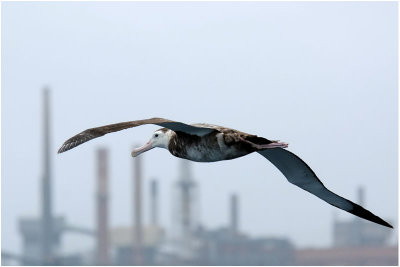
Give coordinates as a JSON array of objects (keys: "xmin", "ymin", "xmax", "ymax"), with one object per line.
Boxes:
[{"xmin": 131, "ymin": 129, "xmax": 171, "ymax": 157}]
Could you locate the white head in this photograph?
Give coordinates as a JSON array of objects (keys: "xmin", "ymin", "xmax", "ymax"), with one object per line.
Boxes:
[{"xmin": 131, "ymin": 129, "xmax": 171, "ymax": 157}]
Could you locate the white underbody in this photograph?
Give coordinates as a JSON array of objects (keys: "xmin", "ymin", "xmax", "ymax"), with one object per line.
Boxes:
[{"xmin": 177, "ymin": 133, "xmax": 250, "ymax": 162}]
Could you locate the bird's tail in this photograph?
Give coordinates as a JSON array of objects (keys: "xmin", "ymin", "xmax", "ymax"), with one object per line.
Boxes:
[
  {"xmin": 261, "ymin": 141, "xmax": 289, "ymax": 149},
  {"xmin": 240, "ymin": 136, "xmax": 289, "ymax": 150}
]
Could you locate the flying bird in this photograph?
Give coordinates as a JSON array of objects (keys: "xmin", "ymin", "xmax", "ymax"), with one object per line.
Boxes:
[{"xmin": 58, "ymin": 118, "xmax": 392, "ymax": 228}]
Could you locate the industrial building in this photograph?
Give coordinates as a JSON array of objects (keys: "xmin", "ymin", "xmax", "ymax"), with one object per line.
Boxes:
[
  {"xmin": 2, "ymin": 88, "xmax": 397, "ymax": 266},
  {"xmin": 332, "ymin": 187, "xmax": 392, "ymax": 248},
  {"xmin": 110, "ymin": 225, "xmax": 164, "ymax": 265},
  {"xmin": 295, "ymin": 187, "xmax": 397, "ymax": 265},
  {"xmin": 15, "ymin": 88, "xmax": 96, "ymax": 265}
]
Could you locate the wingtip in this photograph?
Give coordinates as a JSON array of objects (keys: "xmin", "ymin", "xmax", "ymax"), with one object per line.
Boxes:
[
  {"xmin": 383, "ymin": 221, "xmax": 394, "ymax": 229},
  {"xmin": 57, "ymin": 145, "xmax": 68, "ymax": 154},
  {"xmin": 350, "ymin": 204, "xmax": 394, "ymax": 229},
  {"xmin": 372, "ymin": 213, "xmax": 393, "ymax": 229},
  {"xmin": 377, "ymin": 219, "xmax": 393, "ymax": 229}
]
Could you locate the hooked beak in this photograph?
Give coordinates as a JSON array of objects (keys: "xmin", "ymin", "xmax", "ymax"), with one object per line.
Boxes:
[{"xmin": 131, "ymin": 141, "xmax": 154, "ymax": 157}]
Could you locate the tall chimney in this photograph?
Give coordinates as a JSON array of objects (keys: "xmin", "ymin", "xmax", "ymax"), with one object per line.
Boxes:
[
  {"xmin": 230, "ymin": 193, "xmax": 238, "ymax": 236},
  {"xmin": 355, "ymin": 186, "xmax": 365, "ymax": 245},
  {"xmin": 180, "ymin": 160, "xmax": 195, "ymax": 235},
  {"xmin": 132, "ymin": 154, "xmax": 143, "ymax": 265},
  {"xmin": 41, "ymin": 87, "xmax": 53, "ymax": 265},
  {"xmin": 150, "ymin": 179, "xmax": 158, "ymax": 226},
  {"xmin": 357, "ymin": 186, "xmax": 365, "ymax": 206},
  {"xmin": 96, "ymin": 148, "xmax": 109, "ymax": 265}
]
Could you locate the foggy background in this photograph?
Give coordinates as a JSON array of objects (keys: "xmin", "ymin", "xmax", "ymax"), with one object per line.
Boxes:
[{"xmin": 1, "ymin": 1, "xmax": 398, "ymax": 265}]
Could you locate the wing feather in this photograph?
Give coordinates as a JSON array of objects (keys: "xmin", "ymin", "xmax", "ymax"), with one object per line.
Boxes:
[
  {"xmin": 58, "ymin": 117, "xmax": 216, "ymax": 153},
  {"xmin": 258, "ymin": 148, "xmax": 392, "ymax": 228}
]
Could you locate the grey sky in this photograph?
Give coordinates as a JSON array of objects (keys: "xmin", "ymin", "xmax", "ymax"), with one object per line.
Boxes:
[{"xmin": 2, "ymin": 2, "xmax": 398, "ymax": 254}]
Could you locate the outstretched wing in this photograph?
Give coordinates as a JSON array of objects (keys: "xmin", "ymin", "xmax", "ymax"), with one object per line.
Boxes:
[
  {"xmin": 58, "ymin": 117, "xmax": 217, "ymax": 154},
  {"xmin": 258, "ymin": 148, "xmax": 392, "ymax": 228}
]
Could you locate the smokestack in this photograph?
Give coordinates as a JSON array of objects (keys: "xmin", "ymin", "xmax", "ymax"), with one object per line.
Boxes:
[
  {"xmin": 41, "ymin": 87, "xmax": 53, "ymax": 265},
  {"xmin": 355, "ymin": 186, "xmax": 365, "ymax": 244},
  {"xmin": 357, "ymin": 186, "xmax": 365, "ymax": 206},
  {"xmin": 178, "ymin": 160, "xmax": 195, "ymax": 236},
  {"xmin": 96, "ymin": 148, "xmax": 109, "ymax": 265},
  {"xmin": 132, "ymin": 154, "xmax": 143, "ymax": 265},
  {"xmin": 230, "ymin": 193, "xmax": 238, "ymax": 236},
  {"xmin": 150, "ymin": 179, "xmax": 158, "ymax": 226}
]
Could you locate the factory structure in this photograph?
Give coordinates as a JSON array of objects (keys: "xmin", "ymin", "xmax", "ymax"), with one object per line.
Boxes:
[
  {"xmin": 1, "ymin": 88, "xmax": 398, "ymax": 265},
  {"xmin": 296, "ymin": 186, "xmax": 396, "ymax": 265}
]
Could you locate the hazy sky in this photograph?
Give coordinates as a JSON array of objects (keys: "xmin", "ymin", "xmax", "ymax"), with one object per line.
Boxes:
[{"xmin": 2, "ymin": 2, "xmax": 398, "ymax": 255}]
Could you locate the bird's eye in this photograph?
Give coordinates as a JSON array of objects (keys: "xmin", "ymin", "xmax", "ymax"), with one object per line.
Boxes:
[{"xmin": 155, "ymin": 134, "xmax": 159, "ymax": 138}]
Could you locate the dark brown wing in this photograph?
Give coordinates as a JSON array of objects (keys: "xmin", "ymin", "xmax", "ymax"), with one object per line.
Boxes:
[
  {"xmin": 58, "ymin": 117, "xmax": 217, "ymax": 154},
  {"xmin": 258, "ymin": 148, "xmax": 392, "ymax": 228}
]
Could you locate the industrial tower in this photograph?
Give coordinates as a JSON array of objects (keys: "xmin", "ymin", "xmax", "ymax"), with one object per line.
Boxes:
[{"xmin": 173, "ymin": 160, "xmax": 199, "ymax": 238}]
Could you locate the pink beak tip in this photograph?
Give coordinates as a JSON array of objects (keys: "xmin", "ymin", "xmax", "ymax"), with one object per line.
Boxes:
[{"xmin": 131, "ymin": 141, "xmax": 153, "ymax": 158}]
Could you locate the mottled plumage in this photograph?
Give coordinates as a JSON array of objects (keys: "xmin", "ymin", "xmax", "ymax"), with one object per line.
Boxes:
[
  {"xmin": 167, "ymin": 129, "xmax": 257, "ymax": 162},
  {"xmin": 58, "ymin": 117, "xmax": 392, "ymax": 229}
]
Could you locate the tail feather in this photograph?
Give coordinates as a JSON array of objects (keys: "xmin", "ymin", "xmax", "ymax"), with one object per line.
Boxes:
[{"xmin": 244, "ymin": 135, "xmax": 273, "ymax": 145}]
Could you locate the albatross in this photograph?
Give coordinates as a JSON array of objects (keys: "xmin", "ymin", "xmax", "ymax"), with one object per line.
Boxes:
[{"xmin": 58, "ymin": 118, "xmax": 392, "ymax": 228}]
